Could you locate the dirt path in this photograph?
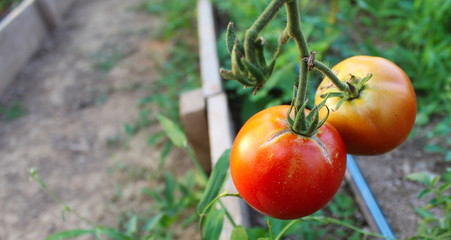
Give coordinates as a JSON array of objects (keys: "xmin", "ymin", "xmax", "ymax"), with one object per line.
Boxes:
[{"xmin": 0, "ymin": 0, "xmax": 193, "ymax": 239}]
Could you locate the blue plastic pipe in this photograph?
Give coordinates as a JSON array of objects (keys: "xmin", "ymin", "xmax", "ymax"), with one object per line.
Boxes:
[{"xmin": 346, "ymin": 155, "xmax": 396, "ymax": 239}]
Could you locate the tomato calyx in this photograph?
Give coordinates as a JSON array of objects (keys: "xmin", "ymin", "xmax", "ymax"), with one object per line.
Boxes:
[
  {"xmin": 220, "ymin": 4, "xmax": 286, "ymax": 95},
  {"xmin": 320, "ymin": 73, "xmax": 373, "ymax": 111},
  {"xmin": 287, "ymin": 98, "xmax": 330, "ymax": 137}
]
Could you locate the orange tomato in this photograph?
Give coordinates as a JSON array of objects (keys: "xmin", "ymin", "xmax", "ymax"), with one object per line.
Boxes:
[{"xmin": 315, "ymin": 56, "xmax": 417, "ymax": 155}]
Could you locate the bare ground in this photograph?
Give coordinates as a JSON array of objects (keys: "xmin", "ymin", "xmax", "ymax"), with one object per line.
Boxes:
[
  {"xmin": 1, "ymin": 0, "xmax": 449, "ymax": 239},
  {"xmin": 0, "ymin": 0, "xmax": 195, "ymax": 239},
  {"xmin": 355, "ymin": 132, "xmax": 449, "ymax": 239}
]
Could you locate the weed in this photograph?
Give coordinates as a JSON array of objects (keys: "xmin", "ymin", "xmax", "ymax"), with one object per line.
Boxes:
[
  {"xmin": 92, "ymin": 41, "xmax": 134, "ymax": 73},
  {"xmin": 0, "ymin": 101, "xmax": 26, "ymax": 121},
  {"xmin": 406, "ymin": 169, "xmax": 451, "ymax": 239}
]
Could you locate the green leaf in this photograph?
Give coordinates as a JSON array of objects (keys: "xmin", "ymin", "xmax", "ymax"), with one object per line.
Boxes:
[
  {"xmin": 97, "ymin": 228, "xmax": 134, "ymax": 240},
  {"xmin": 406, "ymin": 172, "xmax": 432, "ymax": 186},
  {"xmin": 124, "ymin": 123, "xmax": 138, "ymax": 136},
  {"xmin": 445, "ymin": 151, "xmax": 451, "ymax": 162},
  {"xmin": 417, "ymin": 188, "xmax": 433, "ymax": 199},
  {"xmin": 45, "ymin": 229, "xmax": 96, "ymax": 240},
  {"xmin": 148, "ymin": 132, "xmax": 165, "ymax": 145},
  {"xmin": 246, "ymin": 227, "xmax": 269, "ymax": 239},
  {"xmin": 415, "ymin": 208, "xmax": 434, "ymax": 219},
  {"xmin": 231, "ymin": 225, "xmax": 248, "ymax": 240},
  {"xmin": 438, "ymin": 182, "xmax": 451, "ymax": 193},
  {"xmin": 164, "ymin": 172, "xmax": 176, "ymax": 206},
  {"xmin": 202, "ymin": 209, "xmax": 225, "ymax": 240},
  {"xmin": 157, "ymin": 114, "xmax": 188, "ymax": 148},
  {"xmin": 160, "ymin": 141, "xmax": 173, "ymax": 165},
  {"xmin": 425, "ymin": 144, "xmax": 446, "ymax": 153},
  {"xmin": 197, "ymin": 149, "xmax": 231, "ymax": 214},
  {"xmin": 143, "ymin": 213, "xmax": 164, "ymax": 231},
  {"xmin": 125, "ymin": 215, "xmax": 138, "ymax": 236}
]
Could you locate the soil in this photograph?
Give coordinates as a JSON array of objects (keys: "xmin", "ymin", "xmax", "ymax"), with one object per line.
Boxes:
[
  {"xmin": 0, "ymin": 0, "xmax": 196, "ymax": 239},
  {"xmin": 355, "ymin": 132, "xmax": 448, "ymax": 239}
]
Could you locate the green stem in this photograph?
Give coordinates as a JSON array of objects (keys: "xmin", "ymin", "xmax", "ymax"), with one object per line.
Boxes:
[
  {"xmin": 29, "ymin": 168, "xmax": 97, "ymax": 227},
  {"xmin": 313, "ymin": 60, "xmax": 349, "ymax": 91},
  {"xmin": 244, "ymin": 0, "xmax": 287, "ymax": 63},
  {"xmin": 198, "ymin": 192, "xmax": 242, "ymax": 238},
  {"xmin": 186, "ymin": 147, "xmax": 208, "ymax": 180},
  {"xmin": 274, "ymin": 216, "xmax": 393, "ymax": 240},
  {"xmin": 285, "ymin": 0, "xmax": 311, "ymax": 135},
  {"xmin": 219, "ymin": 200, "xmax": 237, "ymax": 227},
  {"xmin": 285, "ymin": 0, "xmax": 309, "ymax": 57}
]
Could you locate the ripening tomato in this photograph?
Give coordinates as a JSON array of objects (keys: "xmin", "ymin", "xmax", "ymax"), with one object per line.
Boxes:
[
  {"xmin": 315, "ymin": 56, "xmax": 417, "ymax": 155},
  {"xmin": 230, "ymin": 105, "xmax": 347, "ymax": 220}
]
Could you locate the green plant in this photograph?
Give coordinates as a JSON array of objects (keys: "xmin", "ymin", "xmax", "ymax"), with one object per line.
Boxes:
[
  {"xmin": 217, "ymin": 0, "xmax": 450, "ymax": 159},
  {"xmin": 30, "ymin": 165, "xmax": 205, "ymax": 240},
  {"xmin": 337, "ymin": 0, "xmax": 451, "ymax": 159},
  {"xmin": 406, "ymin": 169, "xmax": 451, "ymax": 239},
  {"xmin": 0, "ymin": 101, "xmax": 26, "ymax": 121},
  {"xmin": 140, "ymin": 0, "xmax": 197, "ymax": 40},
  {"xmin": 0, "ymin": 0, "xmax": 21, "ymax": 15},
  {"xmin": 92, "ymin": 45, "xmax": 132, "ymax": 72}
]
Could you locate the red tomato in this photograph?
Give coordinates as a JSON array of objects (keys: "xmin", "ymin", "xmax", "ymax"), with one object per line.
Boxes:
[
  {"xmin": 230, "ymin": 105, "xmax": 347, "ymax": 220},
  {"xmin": 315, "ymin": 56, "xmax": 417, "ymax": 155}
]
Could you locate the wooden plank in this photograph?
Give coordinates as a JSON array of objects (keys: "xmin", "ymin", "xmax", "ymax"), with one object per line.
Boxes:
[
  {"xmin": 0, "ymin": 0, "xmax": 48, "ymax": 93},
  {"xmin": 48, "ymin": 0, "xmax": 75, "ymax": 18},
  {"xmin": 197, "ymin": 0, "xmax": 223, "ymax": 98},
  {"xmin": 197, "ymin": 0, "xmax": 250, "ymax": 238},
  {"xmin": 206, "ymin": 93, "xmax": 234, "ymax": 163},
  {"xmin": 206, "ymin": 93, "xmax": 250, "ymax": 239},
  {"xmin": 179, "ymin": 88, "xmax": 212, "ymax": 173},
  {"xmin": 36, "ymin": 0, "xmax": 62, "ymax": 29}
]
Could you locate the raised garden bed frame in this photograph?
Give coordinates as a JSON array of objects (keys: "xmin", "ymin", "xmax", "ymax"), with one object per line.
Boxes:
[{"xmin": 0, "ymin": 0, "xmax": 75, "ymax": 93}]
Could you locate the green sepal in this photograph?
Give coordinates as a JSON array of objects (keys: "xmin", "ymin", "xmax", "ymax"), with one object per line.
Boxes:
[
  {"xmin": 219, "ymin": 68, "xmax": 235, "ymax": 80},
  {"xmin": 292, "ymin": 99, "xmax": 308, "ymax": 133},
  {"xmin": 346, "ymin": 82, "xmax": 359, "ymax": 98},
  {"xmin": 255, "ymin": 37, "xmax": 267, "ymax": 68},
  {"xmin": 242, "ymin": 57, "xmax": 266, "ymax": 86},
  {"xmin": 264, "ymin": 58, "xmax": 277, "ymax": 78},
  {"xmin": 316, "ymin": 104, "xmax": 330, "ymax": 130},
  {"xmin": 231, "ymin": 43, "xmax": 245, "ymax": 77},
  {"xmin": 360, "ymin": 73, "xmax": 373, "ymax": 86},
  {"xmin": 220, "ymin": 68, "xmax": 255, "ymax": 87},
  {"xmin": 333, "ymin": 96, "xmax": 349, "ymax": 111},
  {"xmin": 305, "ymin": 111, "xmax": 320, "ymax": 136},
  {"xmin": 286, "ymin": 102, "xmax": 295, "ymax": 128},
  {"xmin": 320, "ymin": 91, "xmax": 344, "ymax": 99},
  {"xmin": 226, "ymin": 22, "xmax": 236, "ymax": 54}
]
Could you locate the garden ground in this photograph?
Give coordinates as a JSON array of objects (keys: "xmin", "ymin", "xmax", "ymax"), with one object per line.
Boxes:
[
  {"xmin": 0, "ymin": 0, "xmax": 196, "ymax": 239},
  {"xmin": 0, "ymin": 0, "xmax": 447, "ymax": 239}
]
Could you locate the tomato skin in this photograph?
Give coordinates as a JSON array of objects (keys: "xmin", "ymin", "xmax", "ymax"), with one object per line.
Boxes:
[
  {"xmin": 230, "ymin": 105, "xmax": 347, "ymax": 220},
  {"xmin": 315, "ymin": 56, "xmax": 417, "ymax": 155}
]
